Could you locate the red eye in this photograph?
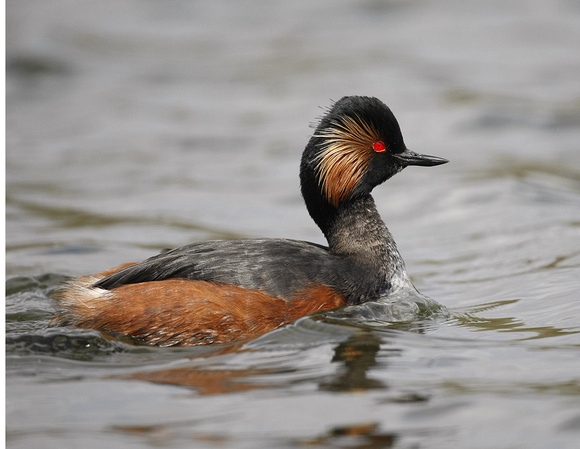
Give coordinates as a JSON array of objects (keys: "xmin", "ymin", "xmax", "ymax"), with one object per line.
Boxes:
[{"xmin": 373, "ymin": 141, "xmax": 386, "ymax": 152}]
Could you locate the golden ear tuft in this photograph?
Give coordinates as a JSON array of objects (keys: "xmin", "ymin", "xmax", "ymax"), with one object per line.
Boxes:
[{"xmin": 313, "ymin": 115, "xmax": 381, "ymax": 207}]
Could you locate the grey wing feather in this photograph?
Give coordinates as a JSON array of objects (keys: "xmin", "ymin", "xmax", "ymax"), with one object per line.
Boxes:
[{"xmin": 92, "ymin": 239, "xmax": 349, "ymax": 299}]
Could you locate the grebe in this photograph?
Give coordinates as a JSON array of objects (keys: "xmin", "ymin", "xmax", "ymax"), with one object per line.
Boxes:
[{"xmin": 52, "ymin": 96, "xmax": 448, "ymax": 346}]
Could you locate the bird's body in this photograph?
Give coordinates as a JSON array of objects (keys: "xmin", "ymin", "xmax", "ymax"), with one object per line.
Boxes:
[{"xmin": 52, "ymin": 96, "xmax": 448, "ymax": 346}]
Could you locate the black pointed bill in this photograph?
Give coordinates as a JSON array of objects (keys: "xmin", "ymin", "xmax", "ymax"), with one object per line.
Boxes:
[{"xmin": 393, "ymin": 149, "xmax": 449, "ymax": 167}]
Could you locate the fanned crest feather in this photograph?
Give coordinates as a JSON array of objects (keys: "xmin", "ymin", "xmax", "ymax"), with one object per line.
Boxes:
[{"xmin": 314, "ymin": 114, "xmax": 381, "ymax": 206}]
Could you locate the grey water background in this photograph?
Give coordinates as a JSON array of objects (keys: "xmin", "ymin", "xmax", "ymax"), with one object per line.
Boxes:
[{"xmin": 6, "ymin": 0, "xmax": 580, "ymax": 448}]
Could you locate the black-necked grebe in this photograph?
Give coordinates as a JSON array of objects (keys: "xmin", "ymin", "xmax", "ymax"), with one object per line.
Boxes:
[{"xmin": 52, "ymin": 96, "xmax": 448, "ymax": 346}]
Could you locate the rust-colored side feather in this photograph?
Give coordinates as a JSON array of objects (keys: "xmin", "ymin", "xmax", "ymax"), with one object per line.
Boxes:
[{"xmin": 52, "ymin": 268, "xmax": 346, "ymax": 346}]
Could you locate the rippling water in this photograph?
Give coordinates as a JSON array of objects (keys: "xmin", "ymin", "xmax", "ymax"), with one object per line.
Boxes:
[{"xmin": 6, "ymin": 1, "xmax": 580, "ymax": 448}]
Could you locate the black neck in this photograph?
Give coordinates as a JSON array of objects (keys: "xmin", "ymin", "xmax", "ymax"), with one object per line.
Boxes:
[
  {"xmin": 327, "ymin": 195, "xmax": 408, "ymax": 280},
  {"xmin": 325, "ymin": 195, "xmax": 391, "ymax": 256},
  {"xmin": 301, "ymin": 162, "xmax": 408, "ymax": 271}
]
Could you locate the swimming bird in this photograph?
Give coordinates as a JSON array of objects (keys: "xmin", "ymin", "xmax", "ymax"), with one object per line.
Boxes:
[{"xmin": 52, "ymin": 96, "xmax": 448, "ymax": 346}]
